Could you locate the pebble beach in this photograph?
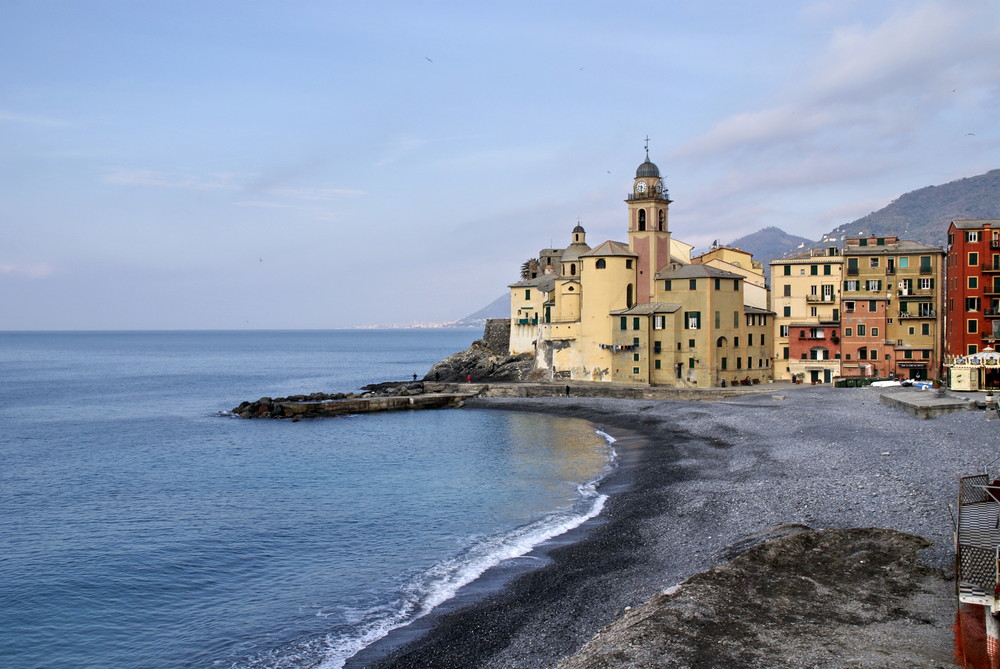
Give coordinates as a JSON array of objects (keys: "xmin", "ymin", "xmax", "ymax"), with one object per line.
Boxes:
[{"xmin": 357, "ymin": 384, "xmax": 995, "ymax": 668}]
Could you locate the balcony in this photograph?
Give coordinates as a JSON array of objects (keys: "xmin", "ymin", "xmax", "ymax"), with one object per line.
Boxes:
[
  {"xmin": 919, "ymin": 266, "xmax": 933, "ymax": 275},
  {"xmin": 985, "ymin": 287, "xmax": 1000, "ymax": 296},
  {"xmin": 885, "ymin": 267, "xmax": 896, "ymax": 275},
  {"xmin": 984, "ymin": 309, "xmax": 1000, "ymax": 318},
  {"xmin": 897, "ymin": 311, "xmax": 936, "ymax": 319},
  {"xmin": 847, "ymin": 267, "xmax": 859, "ymax": 276},
  {"xmin": 517, "ymin": 318, "xmax": 539, "ymax": 326},
  {"xmin": 806, "ymin": 295, "xmax": 836, "ymax": 303},
  {"xmin": 992, "ymin": 240, "xmax": 1000, "ymax": 249},
  {"xmin": 982, "ymin": 263, "xmax": 1000, "ymax": 273}
]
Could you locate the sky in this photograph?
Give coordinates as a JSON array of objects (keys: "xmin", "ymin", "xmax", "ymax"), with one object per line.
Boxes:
[{"xmin": 2, "ymin": 1, "xmax": 998, "ymax": 330}]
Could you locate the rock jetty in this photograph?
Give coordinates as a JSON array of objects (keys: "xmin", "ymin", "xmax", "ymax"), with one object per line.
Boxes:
[{"xmin": 231, "ymin": 382, "xmax": 470, "ymax": 419}]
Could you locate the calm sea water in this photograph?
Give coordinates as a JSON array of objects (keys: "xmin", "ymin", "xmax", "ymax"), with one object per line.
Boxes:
[{"xmin": 0, "ymin": 330, "xmax": 615, "ymax": 669}]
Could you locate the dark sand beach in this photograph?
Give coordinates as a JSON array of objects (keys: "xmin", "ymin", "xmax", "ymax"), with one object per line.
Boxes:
[{"xmin": 356, "ymin": 385, "xmax": 987, "ymax": 668}]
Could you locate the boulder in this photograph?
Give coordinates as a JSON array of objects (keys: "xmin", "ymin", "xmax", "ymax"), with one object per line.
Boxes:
[{"xmin": 425, "ymin": 344, "xmax": 533, "ymax": 382}]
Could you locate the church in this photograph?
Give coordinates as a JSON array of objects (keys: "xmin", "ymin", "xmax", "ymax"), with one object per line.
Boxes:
[{"xmin": 508, "ymin": 150, "xmax": 774, "ymax": 387}]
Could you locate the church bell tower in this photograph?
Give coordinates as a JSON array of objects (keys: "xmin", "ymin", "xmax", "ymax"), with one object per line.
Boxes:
[{"xmin": 627, "ymin": 139, "xmax": 672, "ymax": 304}]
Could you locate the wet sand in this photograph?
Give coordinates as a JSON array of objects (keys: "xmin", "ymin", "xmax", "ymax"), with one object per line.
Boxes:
[{"xmin": 354, "ymin": 385, "xmax": 990, "ymax": 668}]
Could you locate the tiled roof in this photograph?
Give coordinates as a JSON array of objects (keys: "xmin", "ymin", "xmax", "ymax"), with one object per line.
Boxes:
[
  {"xmin": 950, "ymin": 219, "xmax": 1000, "ymax": 230},
  {"xmin": 508, "ymin": 274, "xmax": 559, "ymax": 291},
  {"xmin": 843, "ymin": 240, "xmax": 943, "ymax": 254},
  {"xmin": 655, "ymin": 264, "xmax": 742, "ymax": 280},
  {"xmin": 744, "ymin": 305, "xmax": 775, "ymax": 315},
  {"xmin": 580, "ymin": 240, "xmax": 637, "ymax": 257},
  {"xmin": 610, "ymin": 302, "xmax": 682, "ymax": 315}
]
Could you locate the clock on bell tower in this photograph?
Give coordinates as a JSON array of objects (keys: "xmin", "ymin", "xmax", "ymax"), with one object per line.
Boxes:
[{"xmin": 627, "ymin": 138, "xmax": 673, "ymax": 304}]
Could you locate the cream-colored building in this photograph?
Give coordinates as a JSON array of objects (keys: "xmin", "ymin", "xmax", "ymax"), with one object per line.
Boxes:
[
  {"xmin": 770, "ymin": 248, "xmax": 844, "ymax": 382},
  {"xmin": 509, "ymin": 152, "xmax": 773, "ymax": 386}
]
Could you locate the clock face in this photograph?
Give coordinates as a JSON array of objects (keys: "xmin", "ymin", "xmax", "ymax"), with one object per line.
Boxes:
[
  {"xmin": 635, "ymin": 181, "xmax": 648, "ymax": 194},
  {"xmin": 654, "ymin": 180, "xmax": 663, "ymax": 192}
]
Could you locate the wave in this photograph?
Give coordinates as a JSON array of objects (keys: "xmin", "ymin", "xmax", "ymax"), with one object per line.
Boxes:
[{"xmin": 308, "ymin": 429, "xmax": 619, "ymax": 669}]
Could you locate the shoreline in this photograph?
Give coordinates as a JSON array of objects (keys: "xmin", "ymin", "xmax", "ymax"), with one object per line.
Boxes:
[{"xmin": 352, "ymin": 385, "xmax": 988, "ymax": 668}]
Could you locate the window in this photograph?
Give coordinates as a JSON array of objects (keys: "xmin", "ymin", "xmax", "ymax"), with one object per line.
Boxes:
[
  {"xmin": 922, "ymin": 323, "xmax": 930, "ymax": 336},
  {"xmin": 525, "ymin": 289, "xmax": 531, "ymax": 299},
  {"xmin": 633, "ymin": 317, "xmax": 640, "ymax": 330},
  {"xmin": 653, "ymin": 340, "xmax": 662, "ymax": 353},
  {"xmin": 685, "ymin": 312, "xmax": 701, "ymax": 329},
  {"xmin": 733, "ymin": 279, "xmax": 740, "ymax": 290},
  {"xmin": 857, "ymin": 324, "xmax": 866, "ymax": 336},
  {"xmin": 633, "ymin": 367, "xmax": 640, "ymax": 374},
  {"xmin": 780, "ymin": 325, "xmax": 789, "ymax": 337},
  {"xmin": 620, "ymin": 316, "xmax": 627, "ymax": 330},
  {"xmin": 865, "ymin": 279, "xmax": 882, "ymax": 291},
  {"xmin": 810, "ymin": 307, "xmax": 817, "ymax": 317},
  {"xmin": 689, "ymin": 358, "xmax": 695, "ymax": 369},
  {"xmin": 967, "ymin": 297, "xmax": 980, "ymax": 312},
  {"xmin": 595, "ymin": 259, "xmax": 606, "ymax": 270},
  {"xmin": 783, "ymin": 284, "xmax": 791, "ymax": 296},
  {"xmin": 845, "ymin": 327, "xmax": 852, "ymax": 336},
  {"xmin": 570, "ymin": 263, "xmax": 576, "ymax": 276},
  {"xmin": 654, "ymin": 359, "xmax": 661, "ymax": 370},
  {"xmin": 969, "ymin": 276, "xmax": 978, "ymax": 289},
  {"xmin": 745, "ymin": 334, "xmax": 751, "ymax": 346},
  {"xmin": 968, "ymin": 231, "xmax": 980, "ymax": 242},
  {"xmin": 653, "ymin": 315, "xmax": 665, "ymax": 329},
  {"xmin": 760, "ymin": 333, "xmax": 765, "ymax": 346},
  {"xmin": 922, "ymin": 350, "xmax": 930, "ymax": 359},
  {"xmin": 734, "ymin": 311, "xmax": 739, "ymax": 327},
  {"xmin": 783, "ymin": 306, "xmax": 791, "ymax": 317},
  {"xmin": 625, "ymin": 259, "xmax": 633, "ymax": 269},
  {"xmin": 824, "ymin": 265, "xmax": 832, "ymax": 275},
  {"xmin": 969, "ymin": 319, "xmax": 978, "ymax": 333},
  {"xmin": 969, "ymin": 252, "xmax": 979, "ymax": 267},
  {"xmin": 919, "ymin": 278, "xmax": 932, "ymax": 290},
  {"xmin": 898, "ymin": 257, "xmax": 909, "ymax": 268},
  {"xmin": 633, "ymin": 353, "xmax": 640, "ymax": 361},
  {"xmin": 870, "ymin": 257, "xmax": 880, "ymax": 268},
  {"xmin": 714, "ymin": 278, "xmax": 721, "ymax": 291},
  {"xmin": 844, "ymin": 301, "xmax": 855, "ymax": 313},
  {"xmin": 783, "ymin": 265, "xmax": 791, "ymax": 276},
  {"xmin": 637, "ymin": 210, "xmax": 646, "ymax": 231},
  {"xmin": 688, "ymin": 339, "xmax": 695, "ymax": 348},
  {"xmin": 969, "ymin": 344, "xmax": 979, "ymax": 355},
  {"xmin": 810, "ymin": 265, "xmax": 818, "ymax": 275},
  {"xmin": 845, "ymin": 280, "xmax": 858, "ymax": 292},
  {"xmin": 721, "ymin": 357, "xmax": 728, "ymax": 370},
  {"xmin": 810, "ymin": 285, "xmax": 818, "ymax": 296},
  {"xmin": 663, "ymin": 279, "xmax": 671, "ymax": 291},
  {"xmin": 847, "ymin": 258, "xmax": 859, "ymax": 275},
  {"xmin": 871, "ymin": 327, "xmax": 879, "ymax": 337},
  {"xmin": 716, "ymin": 337, "xmax": 726, "ymax": 347},
  {"xmin": 904, "ymin": 350, "xmax": 913, "ymax": 359},
  {"xmin": 689, "ymin": 279, "xmax": 697, "ymax": 290},
  {"xmin": 736, "ymin": 357, "xmax": 742, "ymax": 369},
  {"xmin": 869, "ymin": 300, "xmax": 878, "ymax": 312},
  {"xmin": 714, "ymin": 311, "xmax": 720, "ymax": 328},
  {"xmin": 783, "ymin": 347, "xmax": 789, "ymax": 359}
]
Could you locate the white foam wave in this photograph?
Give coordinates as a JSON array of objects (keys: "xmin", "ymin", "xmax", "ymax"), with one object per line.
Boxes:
[{"xmin": 314, "ymin": 428, "xmax": 618, "ymax": 669}]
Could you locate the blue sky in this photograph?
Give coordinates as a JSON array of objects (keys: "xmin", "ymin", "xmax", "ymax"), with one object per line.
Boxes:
[{"xmin": 2, "ymin": 1, "xmax": 998, "ymax": 330}]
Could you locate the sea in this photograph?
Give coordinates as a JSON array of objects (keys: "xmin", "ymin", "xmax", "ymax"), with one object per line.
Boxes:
[{"xmin": 0, "ymin": 330, "xmax": 617, "ymax": 669}]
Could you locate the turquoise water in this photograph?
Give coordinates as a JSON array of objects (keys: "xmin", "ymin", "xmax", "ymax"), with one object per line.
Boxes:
[{"xmin": 0, "ymin": 330, "xmax": 615, "ymax": 668}]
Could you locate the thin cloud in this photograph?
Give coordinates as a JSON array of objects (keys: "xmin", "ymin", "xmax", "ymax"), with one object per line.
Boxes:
[
  {"xmin": 103, "ymin": 169, "xmax": 246, "ymax": 191},
  {"xmin": 266, "ymin": 187, "xmax": 364, "ymax": 201},
  {"xmin": 0, "ymin": 263, "xmax": 56, "ymax": 279},
  {"xmin": 0, "ymin": 111, "xmax": 71, "ymax": 127}
]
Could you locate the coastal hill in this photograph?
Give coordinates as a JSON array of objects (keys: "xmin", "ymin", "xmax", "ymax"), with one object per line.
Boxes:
[{"xmin": 730, "ymin": 168, "xmax": 1000, "ymax": 265}]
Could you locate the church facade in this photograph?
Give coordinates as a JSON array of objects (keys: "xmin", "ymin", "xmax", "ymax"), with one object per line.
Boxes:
[{"xmin": 509, "ymin": 153, "xmax": 774, "ymax": 387}]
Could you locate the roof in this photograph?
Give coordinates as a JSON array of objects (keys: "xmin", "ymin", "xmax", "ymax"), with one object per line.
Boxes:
[
  {"xmin": 655, "ymin": 264, "xmax": 742, "ymax": 280},
  {"xmin": 842, "ymin": 239, "xmax": 944, "ymax": 255},
  {"xmin": 611, "ymin": 302, "xmax": 682, "ymax": 315},
  {"xmin": 771, "ymin": 249, "xmax": 843, "ymax": 263},
  {"xmin": 744, "ymin": 305, "xmax": 775, "ymax": 315},
  {"xmin": 561, "ymin": 241, "xmax": 592, "ymax": 262},
  {"xmin": 508, "ymin": 274, "xmax": 558, "ymax": 291},
  {"xmin": 950, "ymin": 219, "xmax": 1000, "ymax": 230},
  {"xmin": 580, "ymin": 240, "xmax": 637, "ymax": 258},
  {"xmin": 635, "ymin": 158, "xmax": 660, "ymax": 178}
]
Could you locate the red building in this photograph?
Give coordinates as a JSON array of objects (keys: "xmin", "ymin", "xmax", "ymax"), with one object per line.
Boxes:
[
  {"xmin": 946, "ymin": 220, "xmax": 1000, "ymax": 356},
  {"xmin": 787, "ymin": 321, "xmax": 841, "ymax": 383}
]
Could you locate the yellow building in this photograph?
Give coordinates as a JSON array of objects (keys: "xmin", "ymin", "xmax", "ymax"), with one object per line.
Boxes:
[
  {"xmin": 508, "ymin": 151, "xmax": 773, "ymax": 386},
  {"xmin": 770, "ymin": 248, "xmax": 844, "ymax": 382}
]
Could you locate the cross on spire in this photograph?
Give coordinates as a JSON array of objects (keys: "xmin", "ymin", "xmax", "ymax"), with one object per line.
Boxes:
[{"xmin": 643, "ymin": 135, "xmax": 650, "ymax": 159}]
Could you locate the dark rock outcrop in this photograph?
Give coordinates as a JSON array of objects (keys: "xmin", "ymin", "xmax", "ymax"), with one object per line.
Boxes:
[{"xmin": 425, "ymin": 341, "xmax": 533, "ymax": 383}]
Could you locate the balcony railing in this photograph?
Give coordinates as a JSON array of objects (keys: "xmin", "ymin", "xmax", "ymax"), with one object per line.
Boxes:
[
  {"xmin": 805, "ymin": 295, "xmax": 836, "ymax": 303},
  {"xmin": 984, "ymin": 309, "xmax": 1000, "ymax": 318},
  {"xmin": 982, "ymin": 263, "xmax": 1000, "ymax": 273},
  {"xmin": 898, "ymin": 311, "xmax": 936, "ymax": 319},
  {"xmin": 919, "ymin": 266, "xmax": 933, "ymax": 275},
  {"xmin": 885, "ymin": 267, "xmax": 896, "ymax": 275}
]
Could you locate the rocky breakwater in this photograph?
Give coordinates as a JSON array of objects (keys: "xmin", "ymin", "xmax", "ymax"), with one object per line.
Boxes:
[
  {"xmin": 424, "ymin": 340, "xmax": 534, "ymax": 383},
  {"xmin": 232, "ymin": 382, "xmax": 473, "ymax": 420}
]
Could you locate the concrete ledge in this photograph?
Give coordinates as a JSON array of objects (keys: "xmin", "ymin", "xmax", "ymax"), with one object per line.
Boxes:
[{"xmin": 878, "ymin": 388, "xmax": 976, "ymax": 419}]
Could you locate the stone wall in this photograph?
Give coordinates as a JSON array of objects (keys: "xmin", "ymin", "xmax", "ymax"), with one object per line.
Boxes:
[{"xmin": 481, "ymin": 318, "xmax": 511, "ymax": 355}]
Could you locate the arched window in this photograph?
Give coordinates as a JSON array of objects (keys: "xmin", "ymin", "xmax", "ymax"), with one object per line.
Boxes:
[
  {"xmin": 626, "ymin": 283, "xmax": 634, "ymax": 308},
  {"xmin": 658, "ymin": 209, "xmax": 665, "ymax": 231},
  {"xmin": 716, "ymin": 337, "xmax": 728, "ymax": 347},
  {"xmin": 570, "ymin": 263, "xmax": 577, "ymax": 276},
  {"xmin": 638, "ymin": 210, "xmax": 646, "ymax": 231},
  {"xmin": 595, "ymin": 259, "xmax": 607, "ymax": 269}
]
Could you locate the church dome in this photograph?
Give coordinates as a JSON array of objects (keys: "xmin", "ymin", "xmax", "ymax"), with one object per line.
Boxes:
[
  {"xmin": 635, "ymin": 158, "xmax": 660, "ymax": 178},
  {"xmin": 572, "ymin": 224, "xmax": 585, "ymax": 233}
]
